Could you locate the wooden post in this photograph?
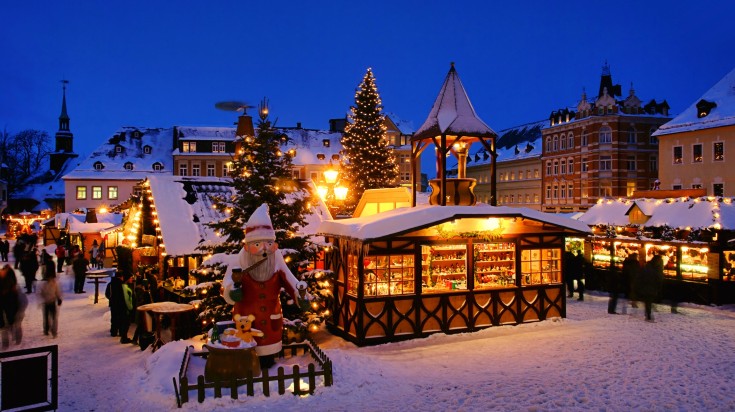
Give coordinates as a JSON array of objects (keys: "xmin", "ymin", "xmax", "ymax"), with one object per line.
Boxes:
[
  {"xmin": 293, "ymin": 365, "xmax": 301, "ymax": 395},
  {"xmin": 262, "ymin": 368, "xmax": 270, "ymax": 397},
  {"xmin": 307, "ymin": 363, "xmax": 316, "ymax": 394},
  {"xmin": 246, "ymin": 369, "xmax": 254, "ymax": 397},
  {"xmin": 230, "ymin": 379, "xmax": 238, "ymax": 399},
  {"xmin": 197, "ymin": 376, "xmax": 205, "ymax": 403},
  {"xmin": 277, "ymin": 367, "xmax": 286, "ymax": 394},
  {"xmin": 180, "ymin": 376, "xmax": 189, "ymax": 403},
  {"xmin": 324, "ymin": 360, "xmax": 333, "ymax": 386},
  {"xmin": 213, "ymin": 380, "xmax": 221, "ymax": 398}
]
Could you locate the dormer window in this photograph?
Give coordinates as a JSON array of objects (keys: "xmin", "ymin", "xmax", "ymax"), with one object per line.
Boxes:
[
  {"xmin": 143, "ymin": 145, "xmax": 152, "ymax": 154},
  {"xmin": 152, "ymin": 162, "xmax": 163, "ymax": 171},
  {"xmin": 133, "ymin": 131, "xmax": 141, "ymax": 138},
  {"xmin": 115, "ymin": 145, "xmax": 123, "ymax": 153},
  {"xmin": 322, "ymin": 139, "xmax": 330, "ymax": 148},
  {"xmin": 696, "ymin": 99, "xmax": 717, "ymax": 118},
  {"xmin": 182, "ymin": 142, "xmax": 196, "ymax": 153},
  {"xmin": 316, "ymin": 153, "xmax": 326, "ymax": 160},
  {"xmin": 93, "ymin": 161, "xmax": 104, "ymax": 170},
  {"xmin": 124, "ymin": 162, "xmax": 134, "ymax": 171},
  {"xmin": 331, "ymin": 154, "xmax": 340, "ymax": 161}
]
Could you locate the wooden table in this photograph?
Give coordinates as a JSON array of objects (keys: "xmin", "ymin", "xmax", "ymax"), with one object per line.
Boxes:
[
  {"xmin": 137, "ymin": 302, "xmax": 196, "ymax": 352},
  {"xmin": 86, "ymin": 268, "xmax": 116, "ymax": 304}
]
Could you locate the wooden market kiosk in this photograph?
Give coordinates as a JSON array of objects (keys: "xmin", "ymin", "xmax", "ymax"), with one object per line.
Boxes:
[{"xmin": 319, "ymin": 205, "xmax": 590, "ymax": 346}]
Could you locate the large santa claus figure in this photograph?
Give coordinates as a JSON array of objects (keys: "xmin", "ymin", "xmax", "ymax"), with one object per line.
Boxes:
[{"xmin": 223, "ymin": 204, "xmax": 306, "ymax": 367}]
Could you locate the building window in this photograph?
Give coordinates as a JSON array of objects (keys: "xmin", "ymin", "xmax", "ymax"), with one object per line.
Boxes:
[
  {"xmin": 553, "ymin": 185, "xmax": 558, "ymax": 199},
  {"xmin": 94, "ymin": 161, "xmax": 104, "ymax": 170},
  {"xmin": 212, "ymin": 142, "xmax": 226, "ymax": 153},
  {"xmin": 223, "ymin": 163, "xmax": 231, "ymax": 176},
  {"xmin": 560, "ymin": 160, "xmax": 566, "ymax": 175},
  {"xmin": 567, "ymin": 183, "xmax": 573, "ymax": 199},
  {"xmin": 525, "ymin": 194, "xmax": 530, "ymax": 203},
  {"xmin": 534, "ymin": 194, "xmax": 539, "ymax": 203},
  {"xmin": 510, "ymin": 171, "xmax": 515, "ymax": 181},
  {"xmin": 560, "ymin": 134, "xmax": 566, "ymax": 150},
  {"xmin": 179, "ymin": 163, "xmax": 188, "ymax": 176},
  {"xmin": 546, "ymin": 185, "xmax": 551, "ymax": 199},
  {"xmin": 692, "ymin": 184, "xmax": 703, "ymax": 189},
  {"xmin": 673, "ymin": 146, "xmax": 683, "ymax": 164},
  {"xmin": 207, "ymin": 164, "xmax": 215, "ymax": 177},
  {"xmin": 76, "ymin": 186, "xmax": 87, "ymax": 200},
  {"xmin": 552, "ymin": 136, "xmax": 558, "ymax": 151},
  {"xmin": 322, "ymin": 139, "xmax": 330, "ymax": 148},
  {"xmin": 152, "ymin": 162, "xmax": 163, "ymax": 171},
  {"xmin": 627, "ymin": 127, "xmax": 636, "ymax": 144},
  {"xmin": 115, "ymin": 145, "xmax": 122, "ymax": 153},
  {"xmin": 546, "ymin": 161, "xmax": 552, "ymax": 176},
  {"xmin": 560, "ymin": 184, "xmax": 566, "ymax": 199},
  {"xmin": 599, "ymin": 126, "xmax": 612, "ymax": 144},
  {"xmin": 600, "ymin": 155, "xmax": 612, "ymax": 171},
  {"xmin": 182, "ymin": 142, "xmax": 196, "ymax": 153},
  {"xmin": 600, "ymin": 182, "xmax": 612, "ymax": 197},
  {"xmin": 650, "ymin": 128, "xmax": 659, "ymax": 145},
  {"xmin": 499, "ymin": 172, "xmax": 504, "ymax": 181},
  {"xmin": 293, "ymin": 169, "xmax": 301, "ymax": 180},
  {"xmin": 627, "ymin": 181, "xmax": 636, "ymax": 197},
  {"xmin": 124, "ymin": 162, "xmax": 134, "ymax": 171},
  {"xmin": 546, "ymin": 138, "xmax": 551, "ymax": 153},
  {"xmin": 567, "ymin": 132, "xmax": 574, "ymax": 149},
  {"xmin": 534, "ymin": 169, "xmax": 539, "ymax": 178},
  {"xmin": 581, "ymin": 158, "xmax": 589, "ymax": 172},
  {"xmin": 673, "ymin": 184, "xmax": 683, "ymax": 190},
  {"xmin": 567, "ymin": 159, "xmax": 574, "ymax": 174},
  {"xmin": 581, "ymin": 131, "xmax": 588, "ymax": 147},
  {"xmin": 553, "ymin": 160, "xmax": 559, "ymax": 175},
  {"xmin": 627, "ymin": 155, "xmax": 636, "ymax": 171},
  {"xmin": 143, "ymin": 145, "xmax": 152, "ymax": 154},
  {"xmin": 693, "ymin": 144, "xmax": 703, "ymax": 163},
  {"xmin": 714, "ymin": 183, "xmax": 724, "ymax": 196},
  {"xmin": 650, "ymin": 155, "xmax": 658, "ymax": 172},
  {"xmin": 510, "ymin": 194, "xmax": 514, "ymax": 203},
  {"xmin": 714, "ymin": 142, "xmax": 724, "ymax": 161},
  {"xmin": 192, "ymin": 164, "xmax": 201, "ymax": 176},
  {"xmin": 108, "ymin": 186, "xmax": 118, "ymax": 200},
  {"xmin": 526, "ymin": 170, "xmax": 531, "ymax": 179},
  {"xmin": 92, "ymin": 186, "xmax": 102, "ymax": 200}
]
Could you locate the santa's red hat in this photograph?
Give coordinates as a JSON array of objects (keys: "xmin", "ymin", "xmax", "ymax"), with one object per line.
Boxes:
[{"xmin": 244, "ymin": 203, "xmax": 276, "ymax": 243}]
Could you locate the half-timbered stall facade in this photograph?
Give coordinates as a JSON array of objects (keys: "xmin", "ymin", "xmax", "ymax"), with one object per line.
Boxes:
[{"xmin": 319, "ymin": 204, "xmax": 590, "ymax": 346}]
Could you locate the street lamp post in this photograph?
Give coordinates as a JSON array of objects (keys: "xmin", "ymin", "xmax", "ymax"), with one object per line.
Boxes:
[{"xmin": 317, "ymin": 162, "xmax": 348, "ymax": 218}]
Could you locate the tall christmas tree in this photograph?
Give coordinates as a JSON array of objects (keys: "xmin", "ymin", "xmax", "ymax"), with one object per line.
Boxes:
[
  {"xmin": 196, "ymin": 99, "xmax": 333, "ymax": 336},
  {"xmin": 340, "ymin": 68, "xmax": 399, "ymax": 212}
]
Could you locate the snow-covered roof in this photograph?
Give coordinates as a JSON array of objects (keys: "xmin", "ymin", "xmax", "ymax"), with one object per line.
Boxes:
[
  {"xmin": 576, "ymin": 197, "xmax": 735, "ymax": 230},
  {"xmin": 463, "ymin": 121, "xmax": 543, "ymax": 168},
  {"xmin": 653, "ymin": 66, "xmax": 735, "ymax": 136},
  {"xmin": 385, "ymin": 112, "xmax": 415, "ymax": 135},
  {"xmin": 13, "ymin": 153, "xmax": 79, "ymax": 204},
  {"xmin": 63, "ymin": 126, "xmax": 174, "ymax": 180},
  {"xmin": 277, "ymin": 128, "xmax": 344, "ymax": 166},
  {"xmin": 414, "ymin": 63, "xmax": 496, "ymax": 141},
  {"xmin": 54, "ymin": 211, "xmax": 124, "ymax": 233},
  {"xmin": 318, "ymin": 204, "xmax": 590, "ymax": 242},
  {"xmin": 175, "ymin": 126, "xmax": 236, "ymax": 141},
  {"xmin": 147, "ymin": 175, "xmax": 333, "ymax": 256}
]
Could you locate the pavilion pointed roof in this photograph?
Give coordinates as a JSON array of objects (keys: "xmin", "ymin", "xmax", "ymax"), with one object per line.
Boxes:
[{"xmin": 414, "ymin": 63, "xmax": 496, "ymax": 141}]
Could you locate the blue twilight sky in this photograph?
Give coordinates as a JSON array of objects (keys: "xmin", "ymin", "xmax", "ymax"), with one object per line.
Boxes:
[{"xmin": 2, "ymin": 1, "xmax": 735, "ymax": 178}]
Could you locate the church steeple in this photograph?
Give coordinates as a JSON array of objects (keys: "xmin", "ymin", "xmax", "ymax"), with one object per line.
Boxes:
[{"xmin": 50, "ymin": 80, "xmax": 77, "ymax": 174}]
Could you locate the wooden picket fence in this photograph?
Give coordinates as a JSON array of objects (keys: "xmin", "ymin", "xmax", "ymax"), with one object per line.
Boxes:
[{"xmin": 174, "ymin": 337, "xmax": 333, "ymax": 406}]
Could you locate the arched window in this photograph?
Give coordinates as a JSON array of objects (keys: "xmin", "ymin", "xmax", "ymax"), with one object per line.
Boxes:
[
  {"xmin": 552, "ymin": 136, "xmax": 558, "ymax": 151},
  {"xmin": 627, "ymin": 126, "xmax": 636, "ymax": 144},
  {"xmin": 560, "ymin": 160, "xmax": 567, "ymax": 175},
  {"xmin": 599, "ymin": 126, "xmax": 612, "ymax": 144},
  {"xmin": 546, "ymin": 161, "xmax": 552, "ymax": 176},
  {"xmin": 546, "ymin": 137, "xmax": 552, "ymax": 153},
  {"xmin": 553, "ymin": 160, "xmax": 559, "ymax": 175},
  {"xmin": 567, "ymin": 132, "xmax": 574, "ymax": 149},
  {"xmin": 567, "ymin": 158, "xmax": 574, "ymax": 174},
  {"xmin": 560, "ymin": 133, "xmax": 567, "ymax": 150}
]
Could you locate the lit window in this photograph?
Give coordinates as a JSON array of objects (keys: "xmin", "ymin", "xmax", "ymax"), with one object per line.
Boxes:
[
  {"xmin": 714, "ymin": 142, "xmax": 724, "ymax": 161},
  {"xmin": 323, "ymin": 139, "xmax": 330, "ymax": 148},
  {"xmin": 76, "ymin": 186, "xmax": 87, "ymax": 200},
  {"xmin": 693, "ymin": 144, "xmax": 703, "ymax": 163},
  {"xmin": 92, "ymin": 186, "xmax": 102, "ymax": 200},
  {"xmin": 108, "ymin": 186, "xmax": 118, "ymax": 200},
  {"xmin": 182, "ymin": 142, "xmax": 197, "ymax": 153},
  {"xmin": 673, "ymin": 146, "xmax": 683, "ymax": 164},
  {"xmin": 581, "ymin": 158, "xmax": 589, "ymax": 172}
]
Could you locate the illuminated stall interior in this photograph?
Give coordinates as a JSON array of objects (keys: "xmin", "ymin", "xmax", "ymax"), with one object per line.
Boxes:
[{"xmin": 320, "ymin": 205, "xmax": 590, "ymax": 346}]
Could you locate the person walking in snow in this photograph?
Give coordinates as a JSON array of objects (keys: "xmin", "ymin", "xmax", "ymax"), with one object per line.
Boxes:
[
  {"xmin": 0, "ymin": 238, "xmax": 8, "ymax": 262},
  {"xmin": 72, "ymin": 252, "xmax": 89, "ymax": 294},
  {"xmin": 564, "ymin": 250, "xmax": 576, "ymax": 298},
  {"xmin": 54, "ymin": 244, "xmax": 66, "ymax": 273},
  {"xmin": 19, "ymin": 248, "xmax": 39, "ymax": 294},
  {"xmin": 0, "ymin": 265, "xmax": 22, "ymax": 348},
  {"xmin": 39, "ymin": 270, "xmax": 63, "ymax": 337},
  {"xmin": 89, "ymin": 240, "xmax": 99, "ymax": 269},
  {"xmin": 636, "ymin": 254, "xmax": 664, "ymax": 322},
  {"xmin": 611, "ymin": 253, "xmax": 640, "ymax": 314},
  {"xmin": 106, "ymin": 272, "xmax": 133, "ymax": 343}
]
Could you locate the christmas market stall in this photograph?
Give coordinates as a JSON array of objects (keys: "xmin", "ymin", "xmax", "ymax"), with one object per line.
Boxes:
[
  {"xmin": 45, "ymin": 209, "xmax": 123, "ymax": 258},
  {"xmin": 7, "ymin": 210, "xmax": 50, "ymax": 239},
  {"xmin": 576, "ymin": 196, "xmax": 735, "ymax": 305},
  {"xmin": 318, "ymin": 204, "xmax": 590, "ymax": 346}
]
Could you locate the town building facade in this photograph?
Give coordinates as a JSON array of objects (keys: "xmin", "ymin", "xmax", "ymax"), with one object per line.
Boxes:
[
  {"xmin": 653, "ymin": 66, "xmax": 735, "ymax": 196},
  {"xmin": 541, "ymin": 63, "xmax": 670, "ymax": 213}
]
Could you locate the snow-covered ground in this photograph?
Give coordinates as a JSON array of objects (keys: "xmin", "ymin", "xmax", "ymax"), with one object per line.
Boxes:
[{"xmin": 6, "ymin": 254, "xmax": 735, "ymax": 411}]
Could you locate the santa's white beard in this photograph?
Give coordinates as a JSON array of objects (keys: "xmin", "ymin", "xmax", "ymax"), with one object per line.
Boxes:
[{"xmin": 245, "ymin": 251, "xmax": 276, "ymax": 282}]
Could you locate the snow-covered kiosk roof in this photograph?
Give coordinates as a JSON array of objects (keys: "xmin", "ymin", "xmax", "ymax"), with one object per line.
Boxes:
[
  {"xmin": 653, "ymin": 66, "xmax": 735, "ymax": 136},
  {"xmin": 319, "ymin": 204, "xmax": 590, "ymax": 242},
  {"xmin": 54, "ymin": 211, "xmax": 124, "ymax": 233},
  {"xmin": 576, "ymin": 197, "xmax": 735, "ymax": 230}
]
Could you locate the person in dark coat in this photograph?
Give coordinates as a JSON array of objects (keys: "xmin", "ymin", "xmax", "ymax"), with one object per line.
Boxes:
[
  {"xmin": 72, "ymin": 253, "xmax": 90, "ymax": 294},
  {"xmin": 569, "ymin": 251, "xmax": 586, "ymax": 301},
  {"xmin": 564, "ymin": 251, "xmax": 576, "ymax": 298},
  {"xmin": 54, "ymin": 244, "xmax": 66, "ymax": 273},
  {"xmin": 19, "ymin": 249, "xmax": 39, "ymax": 294},
  {"xmin": 106, "ymin": 272, "xmax": 133, "ymax": 343},
  {"xmin": 0, "ymin": 239, "xmax": 9, "ymax": 262},
  {"xmin": 635, "ymin": 254, "xmax": 664, "ymax": 322},
  {"xmin": 0, "ymin": 265, "xmax": 20, "ymax": 348},
  {"xmin": 611, "ymin": 253, "xmax": 640, "ymax": 314},
  {"xmin": 12, "ymin": 240, "xmax": 24, "ymax": 269}
]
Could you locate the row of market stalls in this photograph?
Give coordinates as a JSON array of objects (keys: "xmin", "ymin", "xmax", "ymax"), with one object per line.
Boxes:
[{"xmin": 574, "ymin": 195, "xmax": 735, "ymax": 305}]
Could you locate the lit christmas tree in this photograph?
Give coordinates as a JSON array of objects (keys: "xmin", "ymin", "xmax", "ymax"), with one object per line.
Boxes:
[
  {"xmin": 340, "ymin": 68, "xmax": 399, "ymax": 212},
  {"xmin": 196, "ymin": 99, "xmax": 333, "ymax": 337}
]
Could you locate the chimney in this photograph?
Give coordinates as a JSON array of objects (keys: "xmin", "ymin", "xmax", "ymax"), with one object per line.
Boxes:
[
  {"xmin": 296, "ymin": 122, "xmax": 302, "ymax": 129},
  {"xmin": 236, "ymin": 114, "xmax": 255, "ymax": 138},
  {"xmin": 85, "ymin": 208, "xmax": 98, "ymax": 224}
]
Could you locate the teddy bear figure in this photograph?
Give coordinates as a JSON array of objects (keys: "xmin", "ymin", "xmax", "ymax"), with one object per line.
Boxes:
[{"xmin": 233, "ymin": 314, "xmax": 264, "ymax": 344}]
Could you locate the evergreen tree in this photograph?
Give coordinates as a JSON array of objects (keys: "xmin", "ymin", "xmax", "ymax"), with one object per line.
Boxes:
[
  {"xmin": 196, "ymin": 99, "xmax": 332, "ymax": 336},
  {"xmin": 340, "ymin": 68, "xmax": 399, "ymax": 212}
]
